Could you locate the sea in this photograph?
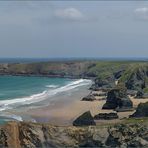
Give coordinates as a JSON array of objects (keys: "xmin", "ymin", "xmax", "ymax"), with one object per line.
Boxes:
[{"xmin": 0, "ymin": 75, "xmax": 92, "ymax": 124}]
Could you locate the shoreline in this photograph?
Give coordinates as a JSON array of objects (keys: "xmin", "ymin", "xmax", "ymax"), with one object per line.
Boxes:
[
  {"xmin": 0, "ymin": 73, "xmax": 95, "ymax": 80},
  {"xmin": 0, "ymin": 74, "xmax": 148, "ymax": 126},
  {"xmin": 21, "ymin": 88, "xmax": 148, "ymax": 126},
  {"xmin": 8, "ymin": 79, "xmax": 93, "ymax": 125}
]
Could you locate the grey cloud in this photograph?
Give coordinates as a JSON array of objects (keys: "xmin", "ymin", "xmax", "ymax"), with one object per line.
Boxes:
[
  {"xmin": 54, "ymin": 8, "xmax": 85, "ymax": 21},
  {"xmin": 134, "ymin": 7, "xmax": 148, "ymax": 20}
]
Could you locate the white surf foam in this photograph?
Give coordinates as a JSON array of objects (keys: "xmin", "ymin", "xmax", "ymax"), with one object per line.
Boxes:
[
  {"xmin": 0, "ymin": 113, "xmax": 23, "ymax": 121},
  {"xmin": 46, "ymin": 85, "xmax": 58, "ymax": 88},
  {"xmin": 0, "ymin": 79, "xmax": 92, "ymax": 111}
]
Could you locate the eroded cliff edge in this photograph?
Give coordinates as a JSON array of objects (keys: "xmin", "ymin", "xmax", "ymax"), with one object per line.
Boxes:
[{"xmin": 0, "ymin": 120, "xmax": 148, "ymax": 148}]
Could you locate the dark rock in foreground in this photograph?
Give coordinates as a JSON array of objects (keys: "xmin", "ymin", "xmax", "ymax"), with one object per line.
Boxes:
[
  {"xmin": 73, "ymin": 111, "xmax": 96, "ymax": 126},
  {"xmin": 130, "ymin": 102, "xmax": 148, "ymax": 118},
  {"xmin": 94, "ymin": 113, "xmax": 119, "ymax": 120},
  {"xmin": 1, "ymin": 121, "xmax": 148, "ymax": 147},
  {"xmin": 106, "ymin": 123, "xmax": 148, "ymax": 147},
  {"xmin": 81, "ymin": 94, "xmax": 96, "ymax": 101},
  {"xmin": 102, "ymin": 88, "xmax": 133, "ymax": 111}
]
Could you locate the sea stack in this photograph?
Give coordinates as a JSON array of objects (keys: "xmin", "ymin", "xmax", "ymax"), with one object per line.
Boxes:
[{"xmin": 102, "ymin": 86, "xmax": 133, "ymax": 111}]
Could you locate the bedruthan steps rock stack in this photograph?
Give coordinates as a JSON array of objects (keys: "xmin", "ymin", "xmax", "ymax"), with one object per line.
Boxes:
[{"xmin": 102, "ymin": 87, "xmax": 133, "ymax": 112}]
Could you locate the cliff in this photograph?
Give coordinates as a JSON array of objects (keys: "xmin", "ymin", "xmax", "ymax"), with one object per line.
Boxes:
[
  {"xmin": 0, "ymin": 120, "xmax": 148, "ymax": 148},
  {"xmin": 0, "ymin": 61, "xmax": 136, "ymax": 79}
]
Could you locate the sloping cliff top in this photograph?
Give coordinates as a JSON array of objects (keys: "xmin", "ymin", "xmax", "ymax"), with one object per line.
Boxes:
[{"xmin": 0, "ymin": 119, "xmax": 148, "ymax": 148}]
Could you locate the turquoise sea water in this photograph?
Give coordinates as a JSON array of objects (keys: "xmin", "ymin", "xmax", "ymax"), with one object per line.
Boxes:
[
  {"xmin": 0, "ymin": 76, "xmax": 92, "ymax": 124},
  {"xmin": 0, "ymin": 76, "xmax": 71, "ymax": 100}
]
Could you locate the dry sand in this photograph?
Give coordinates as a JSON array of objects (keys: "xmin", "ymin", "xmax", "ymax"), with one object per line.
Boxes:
[{"xmin": 24, "ymin": 92, "xmax": 148, "ymax": 126}]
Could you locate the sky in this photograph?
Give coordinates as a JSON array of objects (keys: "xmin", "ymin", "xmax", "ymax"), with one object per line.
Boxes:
[{"xmin": 0, "ymin": 1, "xmax": 148, "ymax": 58}]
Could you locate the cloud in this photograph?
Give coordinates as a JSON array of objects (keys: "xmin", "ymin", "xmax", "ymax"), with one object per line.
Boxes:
[
  {"xmin": 135, "ymin": 7, "xmax": 148, "ymax": 13},
  {"xmin": 134, "ymin": 7, "xmax": 148, "ymax": 20},
  {"xmin": 54, "ymin": 8, "xmax": 85, "ymax": 21}
]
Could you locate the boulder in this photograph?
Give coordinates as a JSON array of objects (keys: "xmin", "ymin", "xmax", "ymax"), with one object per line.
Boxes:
[
  {"xmin": 114, "ymin": 70, "xmax": 125, "ymax": 79},
  {"xmin": 73, "ymin": 111, "xmax": 96, "ymax": 126},
  {"xmin": 130, "ymin": 102, "xmax": 148, "ymax": 118},
  {"xmin": 91, "ymin": 92, "xmax": 107, "ymax": 97},
  {"xmin": 94, "ymin": 113, "xmax": 118, "ymax": 120},
  {"xmin": 102, "ymin": 88, "xmax": 133, "ymax": 111},
  {"xmin": 98, "ymin": 92, "xmax": 107, "ymax": 97},
  {"xmin": 90, "ymin": 77, "xmax": 115, "ymax": 91},
  {"xmin": 81, "ymin": 94, "xmax": 96, "ymax": 101},
  {"xmin": 136, "ymin": 90, "xmax": 144, "ymax": 98},
  {"xmin": 127, "ymin": 89, "xmax": 137, "ymax": 97},
  {"xmin": 136, "ymin": 91, "xmax": 148, "ymax": 99}
]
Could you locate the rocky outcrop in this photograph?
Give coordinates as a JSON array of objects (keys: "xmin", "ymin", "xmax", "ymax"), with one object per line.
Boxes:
[
  {"xmin": 106, "ymin": 123, "xmax": 148, "ymax": 147},
  {"xmin": 130, "ymin": 102, "xmax": 148, "ymax": 118},
  {"xmin": 92, "ymin": 92, "xmax": 107, "ymax": 97},
  {"xmin": 73, "ymin": 111, "xmax": 96, "ymax": 126},
  {"xmin": 90, "ymin": 78, "xmax": 115, "ymax": 91},
  {"xmin": 125, "ymin": 72, "xmax": 146, "ymax": 91},
  {"xmin": 81, "ymin": 94, "xmax": 96, "ymax": 101},
  {"xmin": 114, "ymin": 70, "xmax": 125, "ymax": 79},
  {"xmin": 119, "ymin": 65, "xmax": 148, "ymax": 93},
  {"xmin": 136, "ymin": 90, "xmax": 144, "ymax": 98},
  {"xmin": 136, "ymin": 90, "xmax": 148, "ymax": 99},
  {"xmin": 127, "ymin": 89, "xmax": 137, "ymax": 97},
  {"xmin": 94, "ymin": 113, "xmax": 119, "ymax": 120},
  {"xmin": 102, "ymin": 88, "xmax": 133, "ymax": 111},
  {"xmin": 0, "ymin": 121, "xmax": 148, "ymax": 147}
]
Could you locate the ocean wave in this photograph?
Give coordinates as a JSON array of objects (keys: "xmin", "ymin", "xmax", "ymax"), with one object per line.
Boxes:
[
  {"xmin": 46, "ymin": 85, "xmax": 58, "ymax": 88},
  {"xmin": 0, "ymin": 79, "xmax": 92, "ymax": 111},
  {"xmin": 0, "ymin": 113, "xmax": 23, "ymax": 121}
]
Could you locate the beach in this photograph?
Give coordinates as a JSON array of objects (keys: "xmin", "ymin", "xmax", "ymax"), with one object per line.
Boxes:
[
  {"xmin": 1, "ymin": 76, "xmax": 148, "ymax": 126},
  {"xmin": 24, "ymin": 89, "xmax": 148, "ymax": 126}
]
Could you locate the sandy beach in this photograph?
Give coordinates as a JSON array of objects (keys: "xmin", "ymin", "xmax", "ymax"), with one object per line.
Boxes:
[{"xmin": 23, "ymin": 89, "xmax": 148, "ymax": 126}]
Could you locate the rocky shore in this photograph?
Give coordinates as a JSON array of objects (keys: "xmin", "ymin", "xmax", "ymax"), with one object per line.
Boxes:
[
  {"xmin": 0, "ymin": 120, "xmax": 148, "ymax": 148},
  {"xmin": 1, "ymin": 61, "xmax": 148, "ymax": 147}
]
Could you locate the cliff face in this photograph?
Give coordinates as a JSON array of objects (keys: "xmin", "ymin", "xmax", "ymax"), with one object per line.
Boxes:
[
  {"xmin": 0, "ymin": 61, "xmax": 94, "ymax": 78},
  {"xmin": 1, "ymin": 121, "xmax": 148, "ymax": 148},
  {"xmin": 0, "ymin": 61, "xmax": 132, "ymax": 79}
]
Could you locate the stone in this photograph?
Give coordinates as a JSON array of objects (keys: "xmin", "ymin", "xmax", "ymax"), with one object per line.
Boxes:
[
  {"xmin": 94, "ymin": 113, "xmax": 119, "ymax": 120},
  {"xmin": 136, "ymin": 91, "xmax": 148, "ymax": 99},
  {"xmin": 73, "ymin": 111, "xmax": 96, "ymax": 126},
  {"xmin": 102, "ymin": 88, "xmax": 133, "ymax": 111},
  {"xmin": 127, "ymin": 89, "xmax": 137, "ymax": 97},
  {"xmin": 136, "ymin": 90, "xmax": 144, "ymax": 98},
  {"xmin": 81, "ymin": 94, "xmax": 96, "ymax": 101},
  {"xmin": 130, "ymin": 102, "xmax": 148, "ymax": 118}
]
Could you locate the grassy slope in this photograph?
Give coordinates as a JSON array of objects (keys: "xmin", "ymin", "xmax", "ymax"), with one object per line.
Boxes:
[{"xmin": 0, "ymin": 60, "xmax": 148, "ymax": 81}]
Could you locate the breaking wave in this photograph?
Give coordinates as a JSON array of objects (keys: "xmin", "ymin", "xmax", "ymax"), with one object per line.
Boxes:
[{"xmin": 0, "ymin": 79, "xmax": 92, "ymax": 111}]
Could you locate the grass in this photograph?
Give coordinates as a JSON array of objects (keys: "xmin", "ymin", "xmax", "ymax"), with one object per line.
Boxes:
[{"xmin": 2, "ymin": 60, "xmax": 148, "ymax": 83}]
